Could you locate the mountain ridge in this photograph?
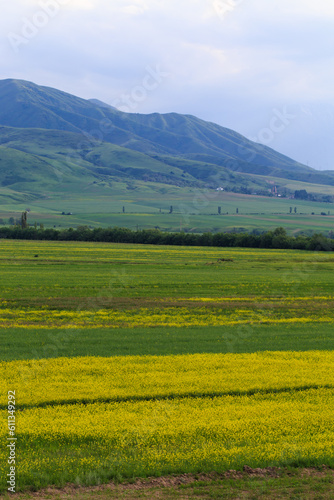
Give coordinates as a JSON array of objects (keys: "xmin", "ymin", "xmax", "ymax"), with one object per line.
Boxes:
[
  {"xmin": 0, "ymin": 78, "xmax": 333, "ymax": 197},
  {"xmin": 0, "ymin": 79, "xmax": 309, "ymax": 166}
]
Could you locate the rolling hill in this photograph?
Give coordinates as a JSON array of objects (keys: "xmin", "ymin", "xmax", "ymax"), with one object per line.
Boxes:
[{"xmin": 1, "ymin": 77, "xmax": 332, "ymax": 192}]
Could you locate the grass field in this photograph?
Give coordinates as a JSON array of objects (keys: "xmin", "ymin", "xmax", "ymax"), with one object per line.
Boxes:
[
  {"xmin": 0, "ymin": 240, "xmax": 333, "ymax": 496},
  {"xmin": 1, "ymin": 183, "xmax": 334, "ymax": 234}
]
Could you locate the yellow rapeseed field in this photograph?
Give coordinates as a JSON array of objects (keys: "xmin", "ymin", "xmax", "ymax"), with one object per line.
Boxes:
[
  {"xmin": 2, "ymin": 350, "xmax": 333, "ymax": 484},
  {"xmin": 0, "ymin": 388, "xmax": 333, "ymax": 481},
  {"xmin": 1, "ymin": 351, "xmax": 333, "ymax": 407}
]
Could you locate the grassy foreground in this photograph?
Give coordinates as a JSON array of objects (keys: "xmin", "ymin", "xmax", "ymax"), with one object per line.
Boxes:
[
  {"xmin": 6, "ymin": 468, "xmax": 334, "ymax": 499},
  {"xmin": 0, "ymin": 240, "xmax": 333, "ymax": 495}
]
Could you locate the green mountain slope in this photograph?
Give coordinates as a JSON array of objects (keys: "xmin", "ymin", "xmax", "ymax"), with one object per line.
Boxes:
[
  {"xmin": 0, "ymin": 126, "xmax": 276, "ymax": 195},
  {"xmin": 1, "ymin": 77, "xmax": 334, "ymax": 206},
  {"xmin": 0, "ymin": 78, "xmax": 322, "ymax": 176}
]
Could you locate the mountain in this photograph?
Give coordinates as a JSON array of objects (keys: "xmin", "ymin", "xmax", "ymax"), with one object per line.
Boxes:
[
  {"xmin": 0, "ymin": 78, "xmax": 333, "ymax": 196},
  {"xmin": 88, "ymin": 99, "xmax": 117, "ymax": 110}
]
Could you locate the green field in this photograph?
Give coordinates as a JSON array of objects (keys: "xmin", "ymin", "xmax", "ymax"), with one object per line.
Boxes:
[
  {"xmin": 0, "ymin": 240, "xmax": 334, "ymax": 496},
  {"xmin": 1, "ymin": 183, "xmax": 334, "ymax": 235}
]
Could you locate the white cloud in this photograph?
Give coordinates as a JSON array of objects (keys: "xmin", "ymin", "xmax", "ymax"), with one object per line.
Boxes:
[
  {"xmin": 121, "ymin": 1, "xmax": 149, "ymax": 16},
  {"xmin": 1, "ymin": 0, "xmax": 334, "ymax": 168}
]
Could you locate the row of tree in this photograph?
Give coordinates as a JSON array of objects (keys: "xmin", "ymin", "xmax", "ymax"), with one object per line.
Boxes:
[{"xmin": 0, "ymin": 225, "xmax": 333, "ymax": 251}]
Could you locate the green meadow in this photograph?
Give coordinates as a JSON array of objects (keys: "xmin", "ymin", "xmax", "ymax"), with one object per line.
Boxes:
[
  {"xmin": 1, "ymin": 239, "xmax": 334, "ymax": 360},
  {"xmin": 1, "ymin": 183, "xmax": 334, "ymax": 234}
]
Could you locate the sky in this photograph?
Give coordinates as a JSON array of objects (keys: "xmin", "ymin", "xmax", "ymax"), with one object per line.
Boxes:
[{"xmin": 1, "ymin": 0, "xmax": 334, "ymax": 170}]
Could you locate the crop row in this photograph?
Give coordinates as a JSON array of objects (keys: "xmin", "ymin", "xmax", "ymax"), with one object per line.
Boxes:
[{"xmin": 0, "ymin": 304, "xmax": 333, "ymax": 329}]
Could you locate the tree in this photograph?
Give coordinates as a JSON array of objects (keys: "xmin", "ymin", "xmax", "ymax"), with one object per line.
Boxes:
[
  {"xmin": 308, "ymin": 233, "xmax": 332, "ymax": 251},
  {"xmin": 294, "ymin": 189, "xmax": 308, "ymax": 200},
  {"xmin": 21, "ymin": 211, "xmax": 28, "ymax": 229},
  {"xmin": 272, "ymin": 227, "xmax": 290, "ymax": 249},
  {"xmin": 273, "ymin": 227, "xmax": 287, "ymax": 237}
]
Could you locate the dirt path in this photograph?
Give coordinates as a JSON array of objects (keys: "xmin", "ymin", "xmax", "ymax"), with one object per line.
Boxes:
[{"xmin": 6, "ymin": 466, "xmax": 334, "ymax": 500}]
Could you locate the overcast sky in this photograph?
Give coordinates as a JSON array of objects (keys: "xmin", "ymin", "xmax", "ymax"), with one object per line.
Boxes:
[{"xmin": 1, "ymin": 0, "xmax": 334, "ymax": 169}]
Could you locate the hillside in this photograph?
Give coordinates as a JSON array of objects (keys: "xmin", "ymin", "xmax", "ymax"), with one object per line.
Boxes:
[
  {"xmin": 1, "ymin": 78, "xmax": 331, "ymax": 190},
  {"xmin": 0, "ymin": 125, "xmax": 269, "ymax": 193}
]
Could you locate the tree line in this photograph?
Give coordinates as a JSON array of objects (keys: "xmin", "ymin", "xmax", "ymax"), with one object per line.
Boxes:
[{"xmin": 0, "ymin": 225, "xmax": 333, "ymax": 251}]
